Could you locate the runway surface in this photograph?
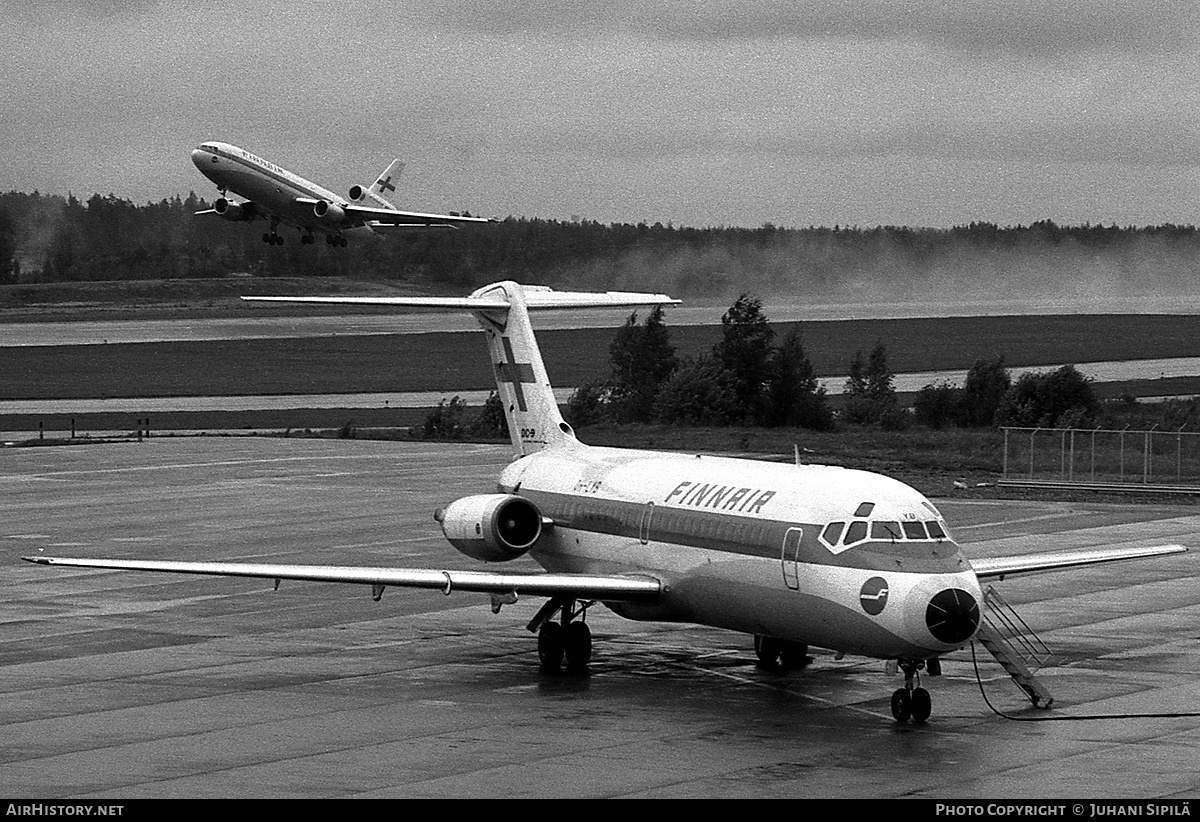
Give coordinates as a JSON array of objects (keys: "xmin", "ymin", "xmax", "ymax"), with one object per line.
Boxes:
[{"xmin": 2, "ymin": 437, "xmax": 1198, "ymax": 799}]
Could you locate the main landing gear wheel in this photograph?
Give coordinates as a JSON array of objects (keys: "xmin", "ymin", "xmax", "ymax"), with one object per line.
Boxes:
[
  {"xmin": 564, "ymin": 621, "xmax": 592, "ymax": 670},
  {"xmin": 754, "ymin": 634, "xmax": 782, "ymax": 665},
  {"xmin": 538, "ymin": 622, "xmax": 564, "ymax": 671},
  {"xmin": 533, "ymin": 597, "xmax": 594, "ymax": 674},
  {"xmin": 262, "ymin": 232, "xmax": 283, "ymax": 245},
  {"xmin": 754, "ymin": 635, "xmax": 812, "ymax": 669}
]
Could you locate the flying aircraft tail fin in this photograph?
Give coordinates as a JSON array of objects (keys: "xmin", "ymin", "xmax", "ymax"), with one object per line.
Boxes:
[
  {"xmin": 243, "ymin": 281, "xmax": 678, "ymax": 457},
  {"xmin": 366, "ymin": 160, "xmax": 404, "ymax": 209}
]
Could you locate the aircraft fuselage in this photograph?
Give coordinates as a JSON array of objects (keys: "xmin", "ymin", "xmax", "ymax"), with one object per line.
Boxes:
[
  {"xmin": 191, "ymin": 142, "xmax": 373, "ymax": 240},
  {"xmin": 502, "ymin": 444, "xmax": 983, "ymax": 661}
]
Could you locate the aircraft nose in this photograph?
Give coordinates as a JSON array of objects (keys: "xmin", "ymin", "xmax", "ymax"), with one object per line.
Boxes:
[
  {"xmin": 925, "ymin": 587, "xmax": 980, "ymax": 645},
  {"xmin": 190, "ymin": 148, "xmax": 207, "ymax": 169}
]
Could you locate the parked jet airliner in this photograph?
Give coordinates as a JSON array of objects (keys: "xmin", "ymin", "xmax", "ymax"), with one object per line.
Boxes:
[
  {"xmin": 190, "ymin": 141, "xmax": 493, "ymax": 246},
  {"xmin": 24, "ymin": 282, "xmax": 1188, "ymax": 723}
]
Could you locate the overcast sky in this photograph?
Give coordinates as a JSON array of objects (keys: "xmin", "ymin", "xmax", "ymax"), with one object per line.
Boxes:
[{"xmin": 2, "ymin": 1, "xmax": 1198, "ymax": 228}]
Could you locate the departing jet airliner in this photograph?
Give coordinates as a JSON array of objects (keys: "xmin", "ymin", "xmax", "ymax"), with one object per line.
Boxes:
[
  {"xmin": 24, "ymin": 282, "xmax": 1188, "ymax": 723},
  {"xmin": 190, "ymin": 141, "xmax": 493, "ymax": 246}
]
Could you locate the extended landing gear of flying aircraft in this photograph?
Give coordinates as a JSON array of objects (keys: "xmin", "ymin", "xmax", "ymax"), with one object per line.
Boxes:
[
  {"xmin": 891, "ymin": 658, "xmax": 934, "ymax": 723},
  {"xmin": 325, "ymin": 234, "xmax": 348, "ymax": 247},
  {"xmin": 531, "ymin": 597, "xmax": 593, "ymax": 673},
  {"xmin": 262, "ymin": 232, "xmax": 283, "ymax": 245}
]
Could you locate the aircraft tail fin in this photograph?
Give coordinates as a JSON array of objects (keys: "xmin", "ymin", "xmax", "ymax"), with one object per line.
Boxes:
[
  {"xmin": 243, "ymin": 281, "xmax": 678, "ymax": 457},
  {"xmin": 348, "ymin": 160, "xmax": 405, "ymax": 210},
  {"xmin": 367, "ymin": 160, "xmax": 404, "ymax": 208}
]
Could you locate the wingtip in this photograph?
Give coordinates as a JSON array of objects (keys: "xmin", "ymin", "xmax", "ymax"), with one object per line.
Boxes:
[{"xmin": 21, "ymin": 556, "xmax": 51, "ymax": 565}]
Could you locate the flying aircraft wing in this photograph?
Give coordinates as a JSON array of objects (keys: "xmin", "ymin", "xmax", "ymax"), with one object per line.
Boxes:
[
  {"xmin": 293, "ymin": 197, "xmax": 494, "ymax": 226},
  {"xmin": 970, "ymin": 543, "xmax": 1187, "ymax": 581},
  {"xmin": 21, "ymin": 555, "xmax": 662, "ymax": 601}
]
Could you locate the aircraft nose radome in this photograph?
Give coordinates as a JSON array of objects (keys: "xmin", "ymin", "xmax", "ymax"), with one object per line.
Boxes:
[{"xmin": 925, "ymin": 587, "xmax": 980, "ymax": 645}]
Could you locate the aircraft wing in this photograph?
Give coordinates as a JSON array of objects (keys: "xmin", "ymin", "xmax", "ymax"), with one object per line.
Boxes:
[
  {"xmin": 293, "ymin": 197, "xmax": 494, "ymax": 226},
  {"xmin": 21, "ymin": 555, "xmax": 662, "ymax": 601},
  {"xmin": 970, "ymin": 543, "xmax": 1187, "ymax": 581}
]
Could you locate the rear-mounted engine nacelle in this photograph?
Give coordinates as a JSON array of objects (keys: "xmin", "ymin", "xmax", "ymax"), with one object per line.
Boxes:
[
  {"xmin": 348, "ymin": 184, "xmax": 367, "ymax": 202},
  {"xmin": 313, "ymin": 200, "xmax": 346, "ymax": 223},
  {"xmin": 436, "ymin": 494, "xmax": 544, "ymax": 562},
  {"xmin": 214, "ymin": 198, "xmax": 254, "ymax": 222}
]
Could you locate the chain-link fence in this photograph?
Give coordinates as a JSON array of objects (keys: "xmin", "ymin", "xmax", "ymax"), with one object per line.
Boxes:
[{"xmin": 1000, "ymin": 426, "xmax": 1200, "ymax": 492}]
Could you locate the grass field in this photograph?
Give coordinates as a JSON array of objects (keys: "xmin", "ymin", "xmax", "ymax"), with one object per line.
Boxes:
[{"xmin": 5, "ymin": 313, "xmax": 1200, "ymax": 401}]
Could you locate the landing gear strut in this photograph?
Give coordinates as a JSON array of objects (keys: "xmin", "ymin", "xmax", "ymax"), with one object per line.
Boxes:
[
  {"xmin": 262, "ymin": 218, "xmax": 283, "ymax": 245},
  {"xmin": 530, "ymin": 597, "xmax": 593, "ymax": 672},
  {"xmin": 891, "ymin": 659, "xmax": 933, "ymax": 723}
]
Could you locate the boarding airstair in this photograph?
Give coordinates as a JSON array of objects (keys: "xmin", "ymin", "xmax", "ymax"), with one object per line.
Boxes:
[{"xmin": 974, "ymin": 585, "xmax": 1055, "ymax": 708}]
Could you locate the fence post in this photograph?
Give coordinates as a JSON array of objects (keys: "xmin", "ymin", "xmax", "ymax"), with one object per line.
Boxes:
[
  {"xmin": 1091, "ymin": 427, "xmax": 1098, "ymax": 482},
  {"xmin": 1144, "ymin": 424, "xmax": 1158, "ymax": 484},
  {"xmin": 1178, "ymin": 425, "xmax": 1186, "ymax": 481},
  {"xmin": 1002, "ymin": 427, "xmax": 1010, "ymax": 479}
]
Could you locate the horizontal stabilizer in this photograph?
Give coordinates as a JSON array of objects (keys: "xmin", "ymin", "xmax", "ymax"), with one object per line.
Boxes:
[
  {"xmin": 242, "ymin": 286, "xmax": 679, "ymax": 313},
  {"xmin": 971, "ymin": 543, "xmax": 1187, "ymax": 581},
  {"xmin": 22, "ymin": 556, "xmax": 662, "ymax": 601}
]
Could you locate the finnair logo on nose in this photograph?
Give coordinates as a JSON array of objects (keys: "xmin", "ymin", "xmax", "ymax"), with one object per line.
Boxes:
[{"xmin": 859, "ymin": 577, "xmax": 889, "ymax": 615}]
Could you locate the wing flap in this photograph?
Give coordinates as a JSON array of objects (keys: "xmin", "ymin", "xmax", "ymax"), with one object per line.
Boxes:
[
  {"xmin": 22, "ymin": 556, "xmax": 662, "ymax": 600},
  {"xmin": 971, "ymin": 543, "xmax": 1187, "ymax": 581}
]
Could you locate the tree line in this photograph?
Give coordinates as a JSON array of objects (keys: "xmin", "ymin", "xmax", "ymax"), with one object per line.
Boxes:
[
  {"xmin": 420, "ymin": 292, "xmax": 1200, "ymax": 440},
  {"xmin": 423, "ymin": 294, "xmax": 1121, "ymax": 439},
  {"xmin": 2, "ymin": 190, "xmax": 1199, "ymax": 299}
]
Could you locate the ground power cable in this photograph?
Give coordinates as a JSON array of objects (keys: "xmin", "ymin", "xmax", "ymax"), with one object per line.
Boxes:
[{"xmin": 970, "ymin": 641, "xmax": 1200, "ymax": 721}]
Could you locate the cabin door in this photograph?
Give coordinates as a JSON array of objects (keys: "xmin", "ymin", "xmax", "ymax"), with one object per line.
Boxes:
[
  {"xmin": 638, "ymin": 501, "xmax": 655, "ymax": 545},
  {"xmin": 781, "ymin": 527, "xmax": 803, "ymax": 590}
]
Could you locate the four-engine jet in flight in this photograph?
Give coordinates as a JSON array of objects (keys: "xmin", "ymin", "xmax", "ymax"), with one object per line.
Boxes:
[
  {"xmin": 23, "ymin": 282, "xmax": 1188, "ymax": 723},
  {"xmin": 190, "ymin": 141, "xmax": 493, "ymax": 246}
]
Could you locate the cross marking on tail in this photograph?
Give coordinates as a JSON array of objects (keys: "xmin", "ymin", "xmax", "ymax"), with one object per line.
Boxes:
[
  {"xmin": 494, "ymin": 337, "xmax": 536, "ymax": 412},
  {"xmin": 376, "ymin": 175, "xmax": 396, "ymax": 193}
]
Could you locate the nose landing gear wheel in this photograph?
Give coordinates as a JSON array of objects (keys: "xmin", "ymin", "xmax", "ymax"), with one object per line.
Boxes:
[
  {"xmin": 910, "ymin": 687, "xmax": 932, "ymax": 723},
  {"xmin": 892, "ymin": 659, "xmax": 933, "ymax": 723}
]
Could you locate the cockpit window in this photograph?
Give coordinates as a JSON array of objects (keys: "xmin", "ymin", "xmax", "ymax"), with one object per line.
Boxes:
[
  {"xmin": 870, "ymin": 521, "xmax": 903, "ymax": 541},
  {"xmin": 926, "ymin": 521, "xmax": 947, "ymax": 539},
  {"xmin": 821, "ymin": 521, "xmax": 845, "ymax": 546},
  {"xmin": 854, "ymin": 502, "xmax": 875, "ymax": 517},
  {"xmin": 844, "ymin": 520, "xmax": 868, "ymax": 546},
  {"xmin": 902, "ymin": 521, "xmax": 928, "ymax": 540}
]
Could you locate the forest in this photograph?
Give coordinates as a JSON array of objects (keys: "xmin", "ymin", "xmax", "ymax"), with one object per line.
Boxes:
[{"xmin": 2, "ymin": 190, "xmax": 1199, "ymax": 303}]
